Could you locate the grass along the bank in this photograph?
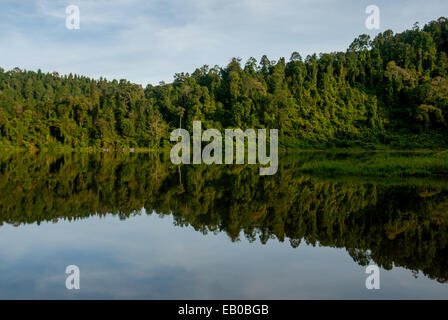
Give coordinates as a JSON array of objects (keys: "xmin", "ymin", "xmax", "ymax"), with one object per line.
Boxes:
[{"xmin": 299, "ymin": 152, "xmax": 448, "ymax": 177}]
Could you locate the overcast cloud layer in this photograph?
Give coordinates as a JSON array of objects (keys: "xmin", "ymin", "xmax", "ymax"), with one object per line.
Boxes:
[{"xmin": 0, "ymin": 0, "xmax": 446, "ymax": 85}]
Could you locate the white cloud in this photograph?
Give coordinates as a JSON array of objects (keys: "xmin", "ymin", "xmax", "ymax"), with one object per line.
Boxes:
[{"xmin": 0, "ymin": 0, "xmax": 446, "ymax": 85}]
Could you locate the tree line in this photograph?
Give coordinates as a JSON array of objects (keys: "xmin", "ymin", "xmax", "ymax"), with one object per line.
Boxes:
[{"xmin": 0, "ymin": 17, "xmax": 447, "ymax": 149}]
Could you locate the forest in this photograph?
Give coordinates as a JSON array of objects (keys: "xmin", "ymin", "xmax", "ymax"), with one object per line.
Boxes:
[{"xmin": 0, "ymin": 17, "xmax": 447, "ymax": 149}]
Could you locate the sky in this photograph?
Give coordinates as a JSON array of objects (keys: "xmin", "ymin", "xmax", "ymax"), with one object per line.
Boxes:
[{"xmin": 0, "ymin": 0, "xmax": 446, "ymax": 86}]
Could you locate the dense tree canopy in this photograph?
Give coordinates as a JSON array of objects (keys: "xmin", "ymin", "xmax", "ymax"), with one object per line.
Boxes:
[{"xmin": 1, "ymin": 17, "xmax": 447, "ymax": 149}]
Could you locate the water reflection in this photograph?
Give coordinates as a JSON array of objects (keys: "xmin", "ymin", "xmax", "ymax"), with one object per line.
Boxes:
[{"xmin": 0, "ymin": 152, "xmax": 448, "ymax": 285}]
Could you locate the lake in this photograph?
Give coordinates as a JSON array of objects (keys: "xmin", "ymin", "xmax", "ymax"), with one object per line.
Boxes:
[{"xmin": 0, "ymin": 151, "xmax": 447, "ymax": 299}]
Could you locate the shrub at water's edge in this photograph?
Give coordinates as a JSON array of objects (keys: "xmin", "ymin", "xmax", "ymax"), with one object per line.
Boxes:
[{"xmin": 299, "ymin": 152, "xmax": 448, "ymax": 176}]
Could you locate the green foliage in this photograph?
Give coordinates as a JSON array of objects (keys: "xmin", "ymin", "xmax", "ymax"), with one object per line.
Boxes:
[
  {"xmin": 0, "ymin": 17, "xmax": 448, "ymax": 149},
  {"xmin": 299, "ymin": 152, "xmax": 448, "ymax": 177}
]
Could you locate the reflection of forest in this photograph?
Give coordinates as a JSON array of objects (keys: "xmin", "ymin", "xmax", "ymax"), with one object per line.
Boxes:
[{"xmin": 1, "ymin": 152, "xmax": 448, "ymax": 283}]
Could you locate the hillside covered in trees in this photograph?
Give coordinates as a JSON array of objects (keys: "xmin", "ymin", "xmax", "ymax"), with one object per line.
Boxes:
[{"xmin": 0, "ymin": 17, "xmax": 447, "ymax": 149}]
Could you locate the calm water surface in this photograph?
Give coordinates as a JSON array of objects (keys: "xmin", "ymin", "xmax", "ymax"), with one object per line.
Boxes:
[{"xmin": 0, "ymin": 152, "xmax": 447, "ymax": 299}]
